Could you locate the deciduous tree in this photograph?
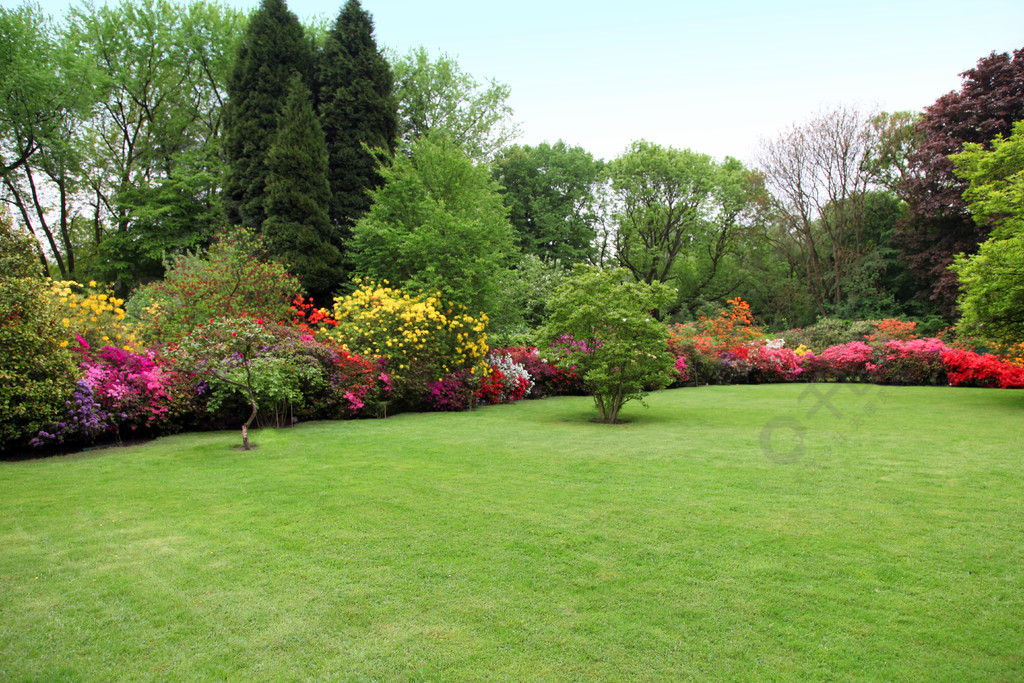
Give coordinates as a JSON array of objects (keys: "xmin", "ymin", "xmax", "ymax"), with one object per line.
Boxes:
[
  {"xmin": 539, "ymin": 265, "xmax": 675, "ymax": 424},
  {"xmin": 950, "ymin": 120, "xmax": 1024, "ymax": 344},
  {"xmin": 350, "ymin": 132, "xmax": 517, "ymax": 316},
  {"xmin": 900, "ymin": 48, "xmax": 1024, "ymax": 316},
  {"xmin": 492, "ymin": 141, "xmax": 603, "ymax": 265},
  {"xmin": 390, "ymin": 47, "xmax": 519, "ymax": 161}
]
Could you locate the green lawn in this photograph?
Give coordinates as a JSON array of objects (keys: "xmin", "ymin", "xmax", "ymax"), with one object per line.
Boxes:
[{"xmin": 2, "ymin": 384, "xmax": 1023, "ymax": 680}]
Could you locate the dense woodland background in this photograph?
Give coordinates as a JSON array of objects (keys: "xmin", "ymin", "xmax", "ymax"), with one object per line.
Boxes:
[{"xmin": 2, "ymin": 0, "xmax": 1023, "ymax": 336}]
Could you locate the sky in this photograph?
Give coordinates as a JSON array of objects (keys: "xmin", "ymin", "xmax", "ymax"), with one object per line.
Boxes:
[{"xmin": 30, "ymin": 0, "xmax": 1024, "ymax": 165}]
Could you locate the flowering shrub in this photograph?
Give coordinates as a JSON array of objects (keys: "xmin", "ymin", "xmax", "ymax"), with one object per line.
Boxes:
[
  {"xmin": 866, "ymin": 318, "xmax": 918, "ymax": 342},
  {"xmin": 483, "ymin": 353, "xmax": 534, "ymax": 403},
  {"xmin": 870, "ymin": 338, "xmax": 947, "ymax": 386},
  {"xmin": 30, "ymin": 336, "xmax": 199, "ymax": 448},
  {"xmin": 673, "ymin": 355, "xmax": 690, "ymax": 384},
  {"xmin": 1, "ymin": 274, "xmax": 80, "ymax": 449},
  {"xmin": 423, "ymin": 370, "xmax": 476, "ymax": 412},
  {"xmin": 287, "ymin": 295, "xmax": 339, "ymax": 336},
  {"xmin": 129, "ymin": 227, "xmax": 301, "ymax": 344},
  {"xmin": 746, "ymin": 342, "xmax": 804, "ymax": 384},
  {"xmin": 800, "ymin": 341, "xmax": 875, "ymax": 382},
  {"xmin": 475, "ymin": 366, "xmax": 507, "ymax": 405},
  {"xmin": 329, "ymin": 280, "xmax": 489, "ymax": 408},
  {"xmin": 942, "ymin": 348, "xmax": 1024, "ymax": 388},
  {"xmin": 46, "ymin": 279, "xmax": 138, "ymax": 351},
  {"xmin": 491, "ymin": 346, "xmax": 582, "ymax": 397}
]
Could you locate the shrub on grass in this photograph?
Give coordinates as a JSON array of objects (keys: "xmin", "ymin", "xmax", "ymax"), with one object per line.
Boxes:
[
  {"xmin": 0, "ymin": 276, "xmax": 79, "ymax": 449},
  {"xmin": 540, "ymin": 266, "xmax": 676, "ymax": 424},
  {"xmin": 329, "ymin": 281, "xmax": 489, "ymax": 410},
  {"xmin": 942, "ymin": 348, "xmax": 1024, "ymax": 388},
  {"xmin": 870, "ymin": 338, "xmax": 948, "ymax": 386}
]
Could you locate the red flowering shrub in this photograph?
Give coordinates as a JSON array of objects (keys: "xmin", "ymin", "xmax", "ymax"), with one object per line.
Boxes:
[
  {"xmin": 492, "ymin": 346, "xmax": 583, "ymax": 397},
  {"xmin": 942, "ymin": 349, "xmax": 1024, "ymax": 388},
  {"xmin": 475, "ymin": 366, "xmax": 507, "ymax": 405},
  {"xmin": 746, "ymin": 343, "xmax": 804, "ymax": 384},
  {"xmin": 870, "ymin": 338, "xmax": 948, "ymax": 386},
  {"xmin": 800, "ymin": 341, "xmax": 875, "ymax": 382}
]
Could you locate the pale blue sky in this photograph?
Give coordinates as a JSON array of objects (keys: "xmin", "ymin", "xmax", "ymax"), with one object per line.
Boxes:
[{"xmin": 28, "ymin": 0, "xmax": 1024, "ymax": 164}]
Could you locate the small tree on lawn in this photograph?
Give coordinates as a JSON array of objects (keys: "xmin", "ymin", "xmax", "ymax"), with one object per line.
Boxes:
[
  {"xmin": 540, "ymin": 265, "xmax": 676, "ymax": 424},
  {"xmin": 171, "ymin": 318, "xmax": 277, "ymax": 450}
]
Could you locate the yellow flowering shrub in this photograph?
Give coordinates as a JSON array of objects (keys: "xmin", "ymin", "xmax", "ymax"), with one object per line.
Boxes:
[
  {"xmin": 793, "ymin": 344, "xmax": 813, "ymax": 357},
  {"xmin": 329, "ymin": 280, "xmax": 489, "ymax": 384},
  {"xmin": 46, "ymin": 279, "xmax": 139, "ymax": 351}
]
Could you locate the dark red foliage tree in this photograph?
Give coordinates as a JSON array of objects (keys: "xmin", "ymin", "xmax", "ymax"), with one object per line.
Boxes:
[{"xmin": 898, "ymin": 48, "xmax": 1024, "ymax": 317}]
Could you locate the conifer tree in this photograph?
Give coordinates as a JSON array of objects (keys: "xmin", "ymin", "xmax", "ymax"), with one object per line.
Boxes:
[
  {"xmin": 262, "ymin": 75, "xmax": 343, "ymax": 303},
  {"xmin": 222, "ymin": 0, "xmax": 312, "ymax": 229},
  {"xmin": 316, "ymin": 0, "xmax": 397, "ymax": 243}
]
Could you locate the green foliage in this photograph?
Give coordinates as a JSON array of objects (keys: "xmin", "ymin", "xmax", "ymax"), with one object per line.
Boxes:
[
  {"xmin": 606, "ymin": 140, "xmax": 718, "ymax": 285},
  {"xmin": 0, "ymin": 273, "xmax": 78, "ymax": 448},
  {"xmin": 488, "ymin": 253, "xmax": 565, "ymax": 337},
  {"xmin": 389, "ymin": 46, "xmax": 519, "ymax": 161},
  {"xmin": 169, "ymin": 317, "xmax": 281, "ymax": 449},
  {"xmin": 351, "ymin": 132, "xmax": 517, "ymax": 317},
  {"xmin": 262, "ymin": 75, "xmax": 343, "ymax": 303},
  {"xmin": 315, "ymin": 0, "xmax": 397, "ymax": 238},
  {"xmin": 128, "ymin": 227, "xmax": 301, "ymax": 344},
  {"xmin": 222, "ymin": 0, "xmax": 312, "ymax": 229},
  {"xmin": 780, "ymin": 317, "xmax": 879, "ymax": 351},
  {"xmin": 0, "ymin": 3, "xmax": 98, "ymax": 280},
  {"xmin": 539, "ymin": 266, "xmax": 675, "ymax": 423},
  {"xmin": 0, "ymin": 212, "xmax": 42, "ymax": 279},
  {"xmin": 953, "ymin": 236, "xmax": 1024, "ymax": 345},
  {"xmin": 492, "ymin": 141, "xmax": 603, "ymax": 265},
  {"xmin": 951, "ymin": 120, "xmax": 1024, "ymax": 345},
  {"xmin": 69, "ymin": 0, "xmax": 246, "ymax": 292}
]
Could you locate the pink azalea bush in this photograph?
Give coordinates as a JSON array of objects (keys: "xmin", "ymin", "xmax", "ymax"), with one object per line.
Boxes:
[{"xmin": 869, "ymin": 338, "xmax": 948, "ymax": 386}]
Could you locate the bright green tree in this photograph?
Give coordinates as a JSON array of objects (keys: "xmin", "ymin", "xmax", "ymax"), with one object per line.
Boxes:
[
  {"xmin": 68, "ymin": 0, "xmax": 245, "ymax": 291},
  {"xmin": 315, "ymin": 0, "xmax": 396, "ymax": 243},
  {"xmin": 1, "ymin": 3, "xmax": 97, "ymax": 279},
  {"xmin": 390, "ymin": 47, "xmax": 519, "ymax": 161},
  {"xmin": 606, "ymin": 140, "xmax": 718, "ymax": 286},
  {"xmin": 950, "ymin": 120, "xmax": 1024, "ymax": 344},
  {"xmin": 540, "ymin": 265, "xmax": 675, "ymax": 424},
  {"xmin": 222, "ymin": 0, "xmax": 311, "ymax": 229},
  {"xmin": 351, "ymin": 132, "xmax": 517, "ymax": 316},
  {"xmin": 0, "ymin": 214, "xmax": 78, "ymax": 448},
  {"xmin": 262, "ymin": 74, "xmax": 342, "ymax": 303},
  {"xmin": 492, "ymin": 141, "xmax": 603, "ymax": 266}
]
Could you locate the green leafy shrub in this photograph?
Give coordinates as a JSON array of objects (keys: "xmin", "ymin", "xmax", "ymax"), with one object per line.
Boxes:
[
  {"xmin": 128, "ymin": 228, "xmax": 302, "ymax": 344},
  {"xmin": 539, "ymin": 266, "xmax": 675, "ymax": 424},
  {"xmin": 0, "ymin": 277, "xmax": 79, "ymax": 449}
]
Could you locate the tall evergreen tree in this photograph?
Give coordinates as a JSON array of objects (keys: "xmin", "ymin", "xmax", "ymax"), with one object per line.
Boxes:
[
  {"xmin": 316, "ymin": 0, "xmax": 397, "ymax": 246},
  {"xmin": 222, "ymin": 0, "xmax": 311, "ymax": 229},
  {"xmin": 262, "ymin": 75, "xmax": 343, "ymax": 303}
]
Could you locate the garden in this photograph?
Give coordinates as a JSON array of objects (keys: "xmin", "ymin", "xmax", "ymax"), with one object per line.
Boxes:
[{"xmin": 2, "ymin": 385, "xmax": 1023, "ymax": 679}]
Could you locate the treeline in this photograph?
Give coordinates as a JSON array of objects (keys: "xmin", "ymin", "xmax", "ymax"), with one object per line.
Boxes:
[{"xmin": 2, "ymin": 0, "xmax": 1023, "ymax": 335}]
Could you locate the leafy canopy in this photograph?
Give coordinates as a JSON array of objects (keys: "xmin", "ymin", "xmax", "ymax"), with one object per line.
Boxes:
[{"xmin": 539, "ymin": 265, "xmax": 675, "ymax": 424}]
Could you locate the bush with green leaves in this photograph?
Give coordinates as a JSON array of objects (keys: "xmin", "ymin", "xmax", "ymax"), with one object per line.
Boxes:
[
  {"xmin": 128, "ymin": 228, "xmax": 302, "ymax": 344},
  {"xmin": 539, "ymin": 266, "xmax": 675, "ymax": 424},
  {"xmin": 0, "ymin": 275, "xmax": 79, "ymax": 450}
]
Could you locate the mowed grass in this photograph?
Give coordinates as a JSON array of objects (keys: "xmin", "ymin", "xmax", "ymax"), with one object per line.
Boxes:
[{"xmin": 2, "ymin": 384, "xmax": 1023, "ymax": 681}]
